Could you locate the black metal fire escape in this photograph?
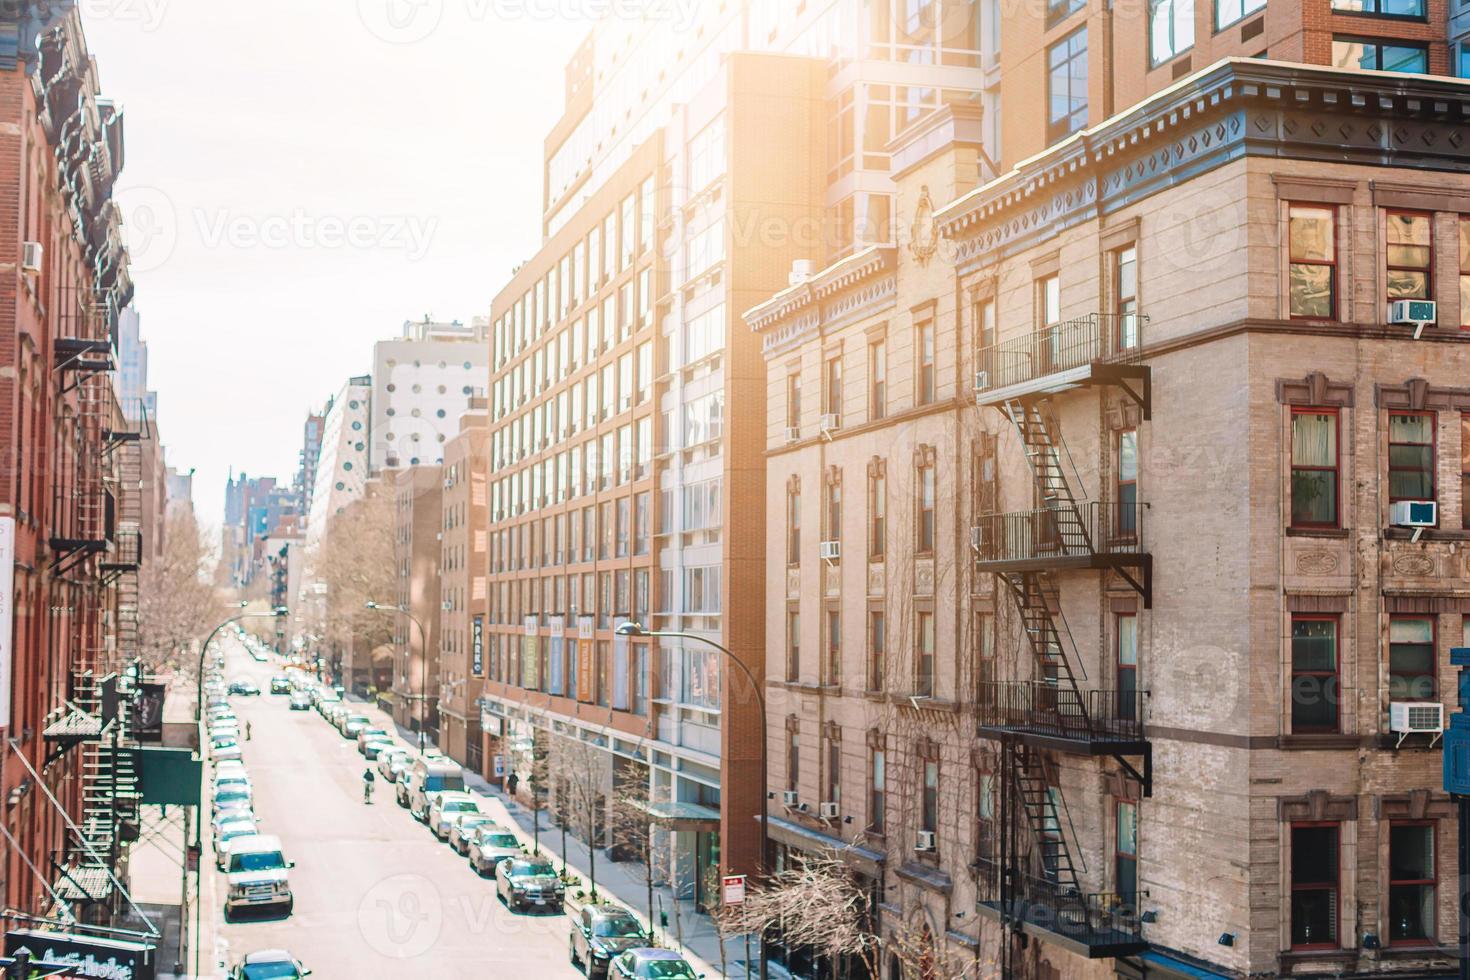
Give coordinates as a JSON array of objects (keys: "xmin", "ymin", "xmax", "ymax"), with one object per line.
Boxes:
[{"xmin": 971, "ymin": 313, "xmax": 1153, "ymax": 964}]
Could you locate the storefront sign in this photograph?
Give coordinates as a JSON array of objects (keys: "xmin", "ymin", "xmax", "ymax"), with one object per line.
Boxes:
[
  {"xmin": 471, "ymin": 616, "xmax": 484, "ymax": 677},
  {"xmin": 722, "ymin": 875, "xmax": 746, "ymax": 905},
  {"xmin": 5, "ymin": 928, "xmax": 156, "ymax": 980},
  {"xmin": 492, "ymin": 754, "xmax": 505, "ymax": 778},
  {"xmin": 0, "ymin": 517, "xmax": 13, "ymax": 729}
]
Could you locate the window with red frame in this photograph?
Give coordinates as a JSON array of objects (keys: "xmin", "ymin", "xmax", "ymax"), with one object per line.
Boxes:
[
  {"xmin": 1389, "ymin": 617, "xmax": 1436, "ymax": 702},
  {"xmin": 1291, "ymin": 409, "xmax": 1339, "ymax": 527},
  {"xmin": 1288, "ymin": 204, "xmax": 1336, "ymax": 319},
  {"xmin": 1290, "ymin": 616, "xmax": 1339, "ymax": 733},
  {"xmin": 1116, "ymin": 800, "xmax": 1138, "ymax": 907},
  {"xmin": 1389, "ymin": 822, "xmax": 1436, "ymax": 945},
  {"xmin": 1117, "ymin": 614, "xmax": 1138, "ymax": 722},
  {"xmin": 1387, "ymin": 211, "xmax": 1433, "ymax": 302},
  {"xmin": 1291, "ymin": 823, "xmax": 1339, "ymax": 948},
  {"xmin": 1388, "ymin": 413, "xmax": 1435, "ymax": 504},
  {"xmin": 1116, "ymin": 429, "xmax": 1139, "ymax": 537}
]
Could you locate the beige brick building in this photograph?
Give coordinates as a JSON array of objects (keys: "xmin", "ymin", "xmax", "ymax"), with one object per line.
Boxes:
[
  {"xmin": 751, "ymin": 59, "xmax": 1470, "ymax": 980},
  {"xmin": 437, "ymin": 408, "xmax": 488, "ymax": 769},
  {"xmin": 391, "ymin": 465, "xmax": 443, "ymax": 747}
]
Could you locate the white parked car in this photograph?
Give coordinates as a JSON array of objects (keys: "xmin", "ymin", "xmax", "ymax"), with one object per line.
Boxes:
[
  {"xmin": 427, "ymin": 791, "xmax": 488, "ymax": 840},
  {"xmin": 224, "ymin": 835, "xmax": 294, "ymax": 919}
]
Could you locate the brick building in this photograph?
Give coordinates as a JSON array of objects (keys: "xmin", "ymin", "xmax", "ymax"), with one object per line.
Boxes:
[
  {"xmin": 0, "ymin": 5, "xmax": 141, "ymax": 924},
  {"xmin": 392, "ymin": 465, "xmax": 443, "ymax": 747},
  {"xmin": 437, "ymin": 407, "xmax": 488, "ymax": 769}
]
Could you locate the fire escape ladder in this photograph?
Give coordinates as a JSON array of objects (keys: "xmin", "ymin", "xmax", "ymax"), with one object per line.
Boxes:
[
  {"xmin": 1000, "ymin": 570, "xmax": 1091, "ymax": 737},
  {"xmin": 1008, "ymin": 740, "xmax": 1087, "ymax": 904},
  {"xmin": 1003, "ymin": 398, "xmax": 1091, "ymax": 555}
]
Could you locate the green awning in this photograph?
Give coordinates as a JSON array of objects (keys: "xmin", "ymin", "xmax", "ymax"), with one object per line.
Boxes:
[
  {"xmin": 138, "ymin": 747, "xmax": 201, "ymax": 807},
  {"xmin": 629, "ymin": 801, "xmax": 720, "ymax": 832}
]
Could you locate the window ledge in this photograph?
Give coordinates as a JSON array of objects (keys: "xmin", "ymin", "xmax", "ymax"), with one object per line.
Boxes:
[
  {"xmin": 1385, "ymin": 527, "xmax": 1470, "ymax": 542},
  {"xmin": 1286, "ymin": 527, "xmax": 1350, "ymax": 538},
  {"xmin": 1280, "ymin": 733, "xmax": 1360, "ymax": 750},
  {"xmin": 1279, "ymin": 949, "xmax": 1358, "ymax": 970},
  {"xmin": 1375, "ymin": 943, "xmax": 1457, "ymax": 960}
]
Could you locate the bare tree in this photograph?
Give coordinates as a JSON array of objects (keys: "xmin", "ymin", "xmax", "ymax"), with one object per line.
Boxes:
[
  {"xmin": 508, "ymin": 725, "xmax": 552, "ymax": 854},
  {"xmin": 309, "ymin": 486, "xmax": 395, "ymax": 682},
  {"xmin": 609, "ymin": 766, "xmax": 666, "ymax": 941},
  {"xmin": 555, "ymin": 732, "xmax": 611, "ymax": 901},
  {"xmin": 138, "ymin": 510, "xmax": 225, "ymax": 675}
]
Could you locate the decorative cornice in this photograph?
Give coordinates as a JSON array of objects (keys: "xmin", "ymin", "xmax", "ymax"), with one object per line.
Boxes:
[{"xmin": 746, "ymin": 247, "xmax": 898, "ymax": 353}]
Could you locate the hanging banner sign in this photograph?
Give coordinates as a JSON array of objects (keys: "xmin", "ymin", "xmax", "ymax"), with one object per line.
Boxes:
[{"xmin": 5, "ymin": 928, "xmax": 157, "ymax": 980}]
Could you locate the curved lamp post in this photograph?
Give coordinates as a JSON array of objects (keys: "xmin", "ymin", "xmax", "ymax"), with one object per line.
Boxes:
[
  {"xmin": 366, "ymin": 601, "xmax": 431, "ymax": 753},
  {"xmin": 195, "ymin": 602, "xmax": 289, "ymax": 723}
]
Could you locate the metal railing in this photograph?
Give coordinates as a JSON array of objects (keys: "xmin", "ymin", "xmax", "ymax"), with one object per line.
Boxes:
[
  {"xmin": 978, "ymin": 681, "xmax": 1146, "ymax": 743},
  {"xmin": 986, "ymin": 873, "xmax": 1144, "ymax": 947},
  {"xmin": 975, "ymin": 313, "xmax": 1146, "ymax": 392},
  {"xmin": 972, "ymin": 502, "xmax": 1147, "ymax": 564}
]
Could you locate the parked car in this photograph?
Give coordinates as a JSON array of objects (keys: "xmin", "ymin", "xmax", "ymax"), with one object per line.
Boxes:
[
  {"xmin": 467, "ymin": 826, "xmax": 523, "ymax": 876},
  {"xmin": 223, "ymin": 835, "xmax": 294, "ymax": 919},
  {"xmin": 211, "ymin": 805, "xmax": 256, "ymax": 837},
  {"xmin": 377, "ymin": 749, "xmax": 410, "ymax": 781},
  {"xmin": 228, "ymin": 681, "xmax": 261, "ymax": 696},
  {"xmin": 445, "ymin": 813, "xmax": 497, "ymax": 854},
  {"xmin": 570, "ymin": 905, "xmax": 650, "ymax": 979},
  {"xmin": 269, "ymin": 676, "xmax": 291, "ymax": 695},
  {"xmin": 213, "ymin": 773, "xmax": 252, "ymax": 794},
  {"xmin": 495, "ymin": 856, "xmax": 563, "ymax": 911},
  {"xmin": 212, "ymin": 784, "xmax": 253, "ymax": 816},
  {"xmin": 288, "ymin": 691, "xmax": 312, "ymax": 711},
  {"xmin": 340, "ymin": 713, "xmax": 370, "ymax": 739},
  {"xmin": 362, "ymin": 738, "xmax": 396, "ymax": 761},
  {"xmin": 215, "ymin": 819, "xmax": 261, "ymax": 870},
  {"xmin": 609, "ymin": 949, "xmax": 701, "ymax": 980},
  {"xmin": 356, "ymin": 727, "xmax": 390, "ymax": 752},
  {"xmin": 211, "ymin": 738, "xmax": 243, "ymax": 764},
  {"xmin": 408, "ymin": 758, "xmax": 465, "ymax": 819},
  {"xmin": 427, "ymin": 791, "xmax": 488, "ymax": 839},
  {"xmin": 230, "ymin": 949, "xmax": 312, "ymax": 979}
]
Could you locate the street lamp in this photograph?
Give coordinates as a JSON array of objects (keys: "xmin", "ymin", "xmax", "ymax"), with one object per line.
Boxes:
[
  {"xmin": 614, "ymin": 622, "xmax": 769, "ymax": 876},
  {"xmin": 195, "ymin": 602, "xmax": 289, "ymax": 723},
  {"xmin": 366, "ymin": 601, "xmax": 431, "ymax": 754}
]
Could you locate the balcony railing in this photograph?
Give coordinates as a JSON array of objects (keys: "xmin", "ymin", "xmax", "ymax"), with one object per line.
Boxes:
[
  {"xmin": 982, "ymin": 873, "xmax": 1144, "ymax": 954},
  {"xmin": 978, "ymin": 681, "xmax": 1145, "ymax": 745},
  {"xmin": 972, "ymin": 503, "xmax": 1147, "ymax": 565},
  {"xmin": 975, "ymin": 313, "xmax": 1145, "ymax": 393}
]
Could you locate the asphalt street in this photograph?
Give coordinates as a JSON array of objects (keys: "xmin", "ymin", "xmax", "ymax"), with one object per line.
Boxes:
[{"xmin": 206, "ymin": 641, "xmax": 582, "ymax": 977}]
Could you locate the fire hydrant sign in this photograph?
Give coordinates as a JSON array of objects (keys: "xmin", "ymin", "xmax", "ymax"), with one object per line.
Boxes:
[{"xmin": 722, "ymin": 875, "xmax": 745, "ymax": 905}]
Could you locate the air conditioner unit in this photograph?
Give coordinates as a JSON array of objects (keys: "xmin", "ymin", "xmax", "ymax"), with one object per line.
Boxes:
[
  {"xmin": 1390, "ymin": 701, "xmax": 1443, "ymax": 743},
  {"xmin": 1390, "ymin": 500, "xmax": 1437, "ymax": 528},
  {"xmin": 785, "ymin": 426, "xmax": 801, "ymax": 443},
  {"xmin": 820, "ymin": 413, "xmax": 841, "ymax": 433},
  {"xmin": 915, "ymin": 830, "xmax": 936, "ymax": 852},
  {"xmin": 21, "ymin": 241, "xmax": 42, "ymax": 274},
  {"xmin": 782, "ymin": 790, "xmax": 799, "ymax": 807},
  {"xmin": 819, "ymin": 540, "xmax": 841, "ymax": 561},
  {"xmin": 974, "ymin": 370, "xmax": 990, "ymax": 392},
  {"xmin": 818, "ymin": 801, "xmax": 839, "ymax": 819},
  {"xmin": 1388, "ymin": 299, "xmax": 1436, "ymax": 336}
]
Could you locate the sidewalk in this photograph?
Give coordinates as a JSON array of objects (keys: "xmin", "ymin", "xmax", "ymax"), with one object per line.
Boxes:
[{"xmin": 353, "ymin": 695, "xmax": 759, "ymax": 979}]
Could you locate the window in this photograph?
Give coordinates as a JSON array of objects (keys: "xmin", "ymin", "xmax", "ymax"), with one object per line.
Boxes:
[
  {"xmin": 787, "ymin": 372, "xmax": 802, "ymax": 431},
  {"xmin": 917, "ymin": 612, "xmax": 935, "ymax": 696},
  {"xmin": 870, "ymin": 340, "xmax": 886, "ymax": 419},
  {"xmin": 1046, "ymin": 29, "xmax": 1088, "ymax": 144},
  {"xmin": 1116, "ymin": 801, "xmax": 1138, "ymax": 906},
  {"xmin": 917, "ymin": 462, "xmax": 935, "ymax": 553},
  {"xmin": 1386, "ymin": 211, "xmax": 1433, "ymax": 301},
  {"xmin": 1389, "ymin": 823, "xmax": 1436, "ymax": 945},
  {"xmin": 869, "ymin": 745, "xmax": 886, "ymax": 833},
  {"xmin": 1290, "ymin": 617, "xmax": 1339, "ymax": 733},
  {"xmin": 1039, "ymin": 273, "xmax": 1061, "ymax": 328},
  {"xmin": 921, "ymin": 758, "xmax": 939, "ymax": 835},
  {"xmin": 826, "ymin": 479, "xmax": 842, "ymax": 544},
  {"xmin": 1291, "ymin": 410, "xmax": 1339, "ymax": 526},
  {"xmin": 1216, "ymin": 0, "xmax": 1265, "ymax": 29},
  {"xmin": 825, "ymin": 734, "xmax": 841, "ymax": 806},
  {"xmin": 870, "ymin": 467, "xmax": 886, "ymax": 560},
  {"xmin": 1331, "ymin": 0, "xmax": 1424, "ymax": 15},
  {"xmin": 1389, "ymin": 617, "xmax": 1435, "ymax": 701},
  {"xmin": 1116, "ymin": 430, "xmax": 1138, "ymax": 536},
  {"xmin": 1048, "ymin": 0, "xmax": 1084, "ymax": 22},
  {"xmin": 1462, "ymin": 415, "xmax": 1470, "ymax": 529},
  {"xmin": 1388, "ymin": 413, "xmax": 1435, "ymax": 503},
  {"xmin": 825, "ymin": 355, "xmax": 842, "ymax": 419},
  {"xmin": 825, "ymin": 608, "xmax": 841, "ymax": 686},
  {"xmin": 916, "ymin": 319, "xmax": 935, "ymax": 404},
  {"xmin": 787, "ymin": 726, "xmax": 800, "ymax": 790},
  {"xmin": 1288, "ymin": 204, "xmax": 1336, "ymax": 319},
  {"xmin": 1332, "ymin": 38, "xmax": 1428, "ymax": 73},
  {"xmin": 787, "ymin": 484, "xmax": 801, "ymax": 564},
  {"xmin": 1113, "ymin": 246, "xmax": 1139, "ymax": 350},
  {"xmin": 787, "ymin": 610, "xmax": 801, "ymax": 683},
  {"xmin": 1117, "ymin": 614, "xmax": 1138, "ymax": 722},
  {"xmin": 1149, "ymin": 0, "xmax": 1194, "ymax": 65},
  {"xmin": 1290, "ymin": 824, "xmax": 1339, "ymax": 948},
  {"xmin": 868, "ymin": 610, "xmax": 885, "ymax": 692}
]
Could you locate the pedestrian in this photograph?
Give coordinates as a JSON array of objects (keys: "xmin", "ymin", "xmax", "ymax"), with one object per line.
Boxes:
[
  {"xmin": 506, "ymin": 771, "xmax": 518, "ymax": 798},
  {"xmin": 245, "ymin": 720, "xmax": 252, "ymax": 741}
]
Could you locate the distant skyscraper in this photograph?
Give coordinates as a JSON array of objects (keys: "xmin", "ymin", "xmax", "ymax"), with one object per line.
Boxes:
[
  {"xmin": 305, "ymin": 375, "xmax": 372, "ymax": 552},
  {"xmin": 296, "ymin": 411, "xmax": 326, "ymax": 521},
  {"xmin": 115, "ymin": 306, "xmax": 153, "ymax": 421},
  {"xmin": 370, "ymin": 317, "xmax": 488, "ymax": 471}
]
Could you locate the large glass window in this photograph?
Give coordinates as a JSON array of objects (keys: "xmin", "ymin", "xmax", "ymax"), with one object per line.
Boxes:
[
  {"xmin": 1046, "ymin": 29, "xmax": 1088, "ymax": 144},
  {"xmin": 1291, "ymin": 617, "xmax": 1339, "ymax": 733},
  {"xmin": 1216, "ymin": 0, "xmax": 1266, "ymax": 29},
  {"xmin": 1388, "ymin": 413, "xmax": 1435, "ymax": 503},
  {"xmin": 1331, "ymin": 0, "xmax": 1424, "ymax": 15},
  {"xmin": 1389, "ymin": 617, "xmax": 1435, "ymax": 701},
  {"xmin": 1116, "ymin": 801, "xmax": 1138, "ymax": 905},
  {"xmin": 917, "ymin": 612, "xmax": 935, "ymax": 696},
  {"xmin": 1117, "ymin": 615, "xmax": 1138, "ymax": 721},
  {"xmin": 1291, "ymin": 410, "xmax": 1339, "ymax": 527},
  {"xmin": 921, "ymin": 758, "xmax": 939, "ymax": 834},
  {"xmin": 1386, "ymin": 211, "xmax": 1433, "ymax": 301},
  {"xmin": 1149, "ymin": 0, "xmax": 1194, "ymax": 65},
  {"xmin": 869, "ymin": 746, "xmax": 885, "ymax": 833},
  {"xmin": 1332, "ymin": 37, "xmax": 1428, "ymax": 73},
  {"xmin": 1289, "ymin": 204, "xmax": 1336, "ymax": 319},
  {"xmin": 1291, "ymin": 824, "xmax": 1339, "ymax": 948},
  {"xmin": 1389, "ymin": 823, "xmax": 1436, "ymax": 945}
]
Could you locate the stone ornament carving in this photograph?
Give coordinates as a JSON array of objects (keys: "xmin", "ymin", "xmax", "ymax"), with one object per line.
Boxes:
[
  {"xmin": 915, "ymin": 558, "xmax": 935, "ymax": 597},
  {"xmin": 787, "ymin": 567, "xmax": 801, "ymax": 598},
  {"xmin": 1295, "ymin": 552, "xmax": 1339, "ymax": 576},
  {"xmin": 909, "ymin": 185, "xmax": 940, "ymax": 266},
  {"xmin": 825, "ymin": 563, "xmax": 841, "ymax": 598},
  {"xmin": 1391, "ymin": 554, "xmax": 1435, "ymax": 577},
  {"xmin": 867, "ymin": 562, "xmax": 885, "ymax": 597}
]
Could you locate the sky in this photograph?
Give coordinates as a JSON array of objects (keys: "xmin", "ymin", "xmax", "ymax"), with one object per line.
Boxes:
[{"xmin": 83, "ymin": 1, "xmax": 588, "ymax": 531}]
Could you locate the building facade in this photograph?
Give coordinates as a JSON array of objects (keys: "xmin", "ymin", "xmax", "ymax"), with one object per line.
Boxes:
[
  {"xmin": 304, "ymin": 375, "xmax": 372, "ymax": 554},
  {"xmin": 392, "ymin": 465, "xmax": 443, "ymax": 745},
  {"xmin": 370, "ymin": 318, "xmax": 489, "ymax": 471},
  {"xmin": 437, "ymin": 408, "xmax": 488, "ymax": 769}
]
